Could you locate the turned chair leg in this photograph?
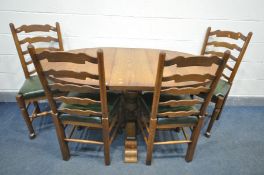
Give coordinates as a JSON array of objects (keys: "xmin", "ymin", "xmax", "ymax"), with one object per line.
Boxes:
[
  {"xmin": 205, "ymin": 96, "xmax": 224, "ymax": 138},
  {"xmin": 51, "ymin": 113, "xmax": 70, "ymax": 161},
  {"xmin": 146, "ymin": 119, "xmax": 157, "ymax": 165},
  {"xmin": 216, "ymin": 96, "xmax": 227, "ymax": 120},
  {"xmin": 185, "ymin": 116, "xmax": 204, "ymax": 162},
  {"xmin": 16, "ymin": 94, "xmax": 36, "ymax": 139},
  {"xmin": 146, "ymin": 136, "xmax": 155, "ymax": 165}
]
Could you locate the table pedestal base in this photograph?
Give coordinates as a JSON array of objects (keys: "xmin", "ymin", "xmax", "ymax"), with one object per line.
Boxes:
[{"xmin": 124, "ymin": 122, "xmax": 137, "ymax": 163}]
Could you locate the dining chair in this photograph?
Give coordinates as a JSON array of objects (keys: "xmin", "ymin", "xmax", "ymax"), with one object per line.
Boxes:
[
  {"xmin": 200, "ymin": 27, "xmax": 253, "ymax": 137},
  {"xmin": 28, "ymin": 45, "xmax": 121, "ymax": 165},
  {"xmin": 10, "ymin": 22, "xmax": 64, "ymax": 138},
  {"xmin": 138, "ymin": 51, "xmax": 230, "ymax": 165}
]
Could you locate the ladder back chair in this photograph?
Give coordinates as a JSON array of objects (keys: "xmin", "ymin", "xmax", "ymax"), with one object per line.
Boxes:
[
  {"xmin": 10, "ymin": 22, "xmax": 64, "ymax": 138},
  {"xmin": 28, "ymin": 45, "xmax": 121, "ymax": 165},
  {"xmin": 138, "ymin": 51, "xmax": 230, "ymax": 164},
  {"xmin": 200, "ymin": 27, "xmax": 252, "ymax": 137}
]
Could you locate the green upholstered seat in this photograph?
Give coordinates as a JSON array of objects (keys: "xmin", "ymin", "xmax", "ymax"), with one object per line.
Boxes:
[
  {"xmin": 213, "ymin": 79, "xmax": 231, "ymax": 97},
  {"xmin": 58, "ymin": 92, "xmax": 120, "ymax": 124},
  {"xmin": 142, "ymin": 93, "xmax": 198, "ymax": 125},
  {"xmin": 190, "ymin": 79, "xmax": 231, "ymax": 102},
  {"xmin": 18, "ymin": 75, "xmax": 45, "ymax": 99}
]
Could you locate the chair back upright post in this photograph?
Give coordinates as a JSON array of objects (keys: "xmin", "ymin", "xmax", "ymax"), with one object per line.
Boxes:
[
  {"xmin": 97, "ymin": 49, "xmax": 111, "ymax": 165},
  {"xmin": 97, "ymin": 50, "xmax": 108, "ymax": 118},
  {"xmin": 10, "ymin": 22, "xmax": 64, "ymax": 79},
  {"xmin": 200, "ymin": 27, "xmax": 212, "ymax": 56},
  {"xmin": 151, "ymin": 52, "xmax": 166, "ymax": 120}
]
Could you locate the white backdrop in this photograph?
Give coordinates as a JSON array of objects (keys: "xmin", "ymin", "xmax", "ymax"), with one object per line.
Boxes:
[{"xmin": 0, "ymin": 0, "xmax": 263, "ymax": 98}]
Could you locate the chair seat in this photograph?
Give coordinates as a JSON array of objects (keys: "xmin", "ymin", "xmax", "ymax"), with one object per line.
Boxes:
[
  {"xmin": 58, "ymin": 92, "xmax": 119, "ymax": 124},
  {"xmin": 18, "ymin": 75, "xmax": 45, "ymax": 99},
  {"xmin": 213, "ymin": 79, "xmax": 231, "ymax": 99},
  {"xmin": 196, "ymin": 79, "xmax": 231, "ymax": 103},
  {"xmin": 142, "ymin": 93, "xmax": 198, "ymax": 125}
]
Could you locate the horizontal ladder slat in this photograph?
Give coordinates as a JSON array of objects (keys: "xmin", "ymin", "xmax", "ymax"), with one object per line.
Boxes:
[
  {"xmin": 158, "ymin": 110, "xmax": 200, "ymax": 117},
  {"xmin": 205, "ymin": 51, "xmax": 237, "ymax": 61},
  {"xmin": 229, "ymin": 55, "xmax": 237, "ymax": 61},
  {"xmin": 164, "ymin": 56, "xmax": 223, "ymax": 67},
  {"xmin": 49, "ymin": 83, "xmax": 100, "ymax": 93},
  {"xmin": 35, "ymin": 47, "xmax": 60, "ymax": 53},
  {"xmin": 20, "ymin": 36, "xmax": 58, "ymax": 44},
  {"xmin": 59, "ymin": 108, "xmax": 102, "ymax": 116},
  {"xmin": 38, "ymin": 51, "xmax": 98, "ymax": 64},
  {"xmin": 29, "ymin": 69, "xmax": 36, "ymax": 75},
  {"xmin": 225, "ymin": 64, "xmax": 234, "ymax": 71},
  {"xmin": 54, "ymin": 96, "xmax": 100, "ymax": 105},
  {"xmin": 159, "ymin": 99, "xmax": 203, "ymax": 107},
  {"xmin": 16, "ymin": 24, "xmax": 56, "ymax": 33},
  {"xmin": 210, "ymin": 30, "xmax": 246, "ymax": 41},
  {"xmin": 222, "ymin": 73, "xmax": 230, "ymax": 81},
  {"xmin": 22, "ymin": 50, "xmax": 29, "ymax": 55},
  {"xmin": 44, "ymin": 69, "xmax": 99, "ymax": 80},
  {"xmin": 207, "ymin": 41, "xmax": 242, "ymax": 51},
  {"xmin": 161, "ymin": 86, "xmax": 210, "ymax": 95},
  {"xmin": 26, "ymin": 60, "xmax": 33, "ymax": 65},
  {"xmin": 47, "ymin": 76, "xmax": 81, "ymax": 86},
  {"xmin": 22, "ymin": 47, "xmax": 60, "ymax": 55},
  {"xmin": 162, "ymin": 73, "xmax": 215, "ymax": 82}
]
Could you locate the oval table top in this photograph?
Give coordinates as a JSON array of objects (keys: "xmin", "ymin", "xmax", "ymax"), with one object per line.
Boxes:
[{"xmin": 42, "ymin": 47, "xmax": 217, "ymax": 91}]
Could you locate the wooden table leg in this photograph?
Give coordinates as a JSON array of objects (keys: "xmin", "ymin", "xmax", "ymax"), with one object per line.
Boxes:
[
  {"xmin": 123, "ymin": 92, "xmax": 138, "ymax": 163},
  {"xmin": 124, "ymin": 122, "xmax": 137, "ymax": 163}
]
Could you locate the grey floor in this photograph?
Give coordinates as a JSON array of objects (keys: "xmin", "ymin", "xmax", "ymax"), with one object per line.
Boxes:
[{"xmin": 0, "ymin": 102, "xmax": 263, "ymax": 175}]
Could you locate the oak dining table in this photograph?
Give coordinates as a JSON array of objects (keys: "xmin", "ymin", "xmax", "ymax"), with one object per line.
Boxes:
[{"xmin": 42, "ymin": 47, "xmax": 217, "ymax": 163}]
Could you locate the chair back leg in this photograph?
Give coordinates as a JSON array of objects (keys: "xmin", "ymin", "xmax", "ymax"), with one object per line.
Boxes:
[{"xmin": 205, "ymin": 96, "xmax": 224, "ymax": 137}]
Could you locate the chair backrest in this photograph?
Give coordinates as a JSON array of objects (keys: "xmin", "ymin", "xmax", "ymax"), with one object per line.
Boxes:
[
  {"xmin": 10, "ymin": 22, "xmax": 64, "ymax": 79},
  {"xmin": 28, "ymin": 45, "xmax": 109, "ymax": 119},
  {"xmin": 150, "ymin": 51, "xmax": 230, "ymax": 120},
  {"xmin": 200, "ymin": 27, "xmax": 252, "ymax": 84}
]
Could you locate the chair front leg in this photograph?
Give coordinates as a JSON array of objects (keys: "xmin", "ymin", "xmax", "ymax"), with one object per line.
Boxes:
[
  {"xmin": 205, "ymin": 96, "xmax": 224, "ymax": 138},
  {"xmin": 185, "ymin": 116, "xmax": 204, "ymax": 162},
  {"xmin": 146, "ymin": 118, "xmax": 157, "ymax": 165},
  {"xmin": 16, "ymin": 94, "xmax": 36, "ymax": 139},
  {"xmin": 102, "ymin": 118, "xmax": 111, "ymax": 165},
  {"xmin": 51, "ymin": 113, "xmax": 70, "ymax": 161},
  {"xmin": 216, "ymin": 95, "xmax": 228, "ymax": 120}
]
